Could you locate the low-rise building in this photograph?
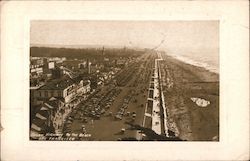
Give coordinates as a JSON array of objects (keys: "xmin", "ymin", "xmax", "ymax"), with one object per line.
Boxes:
[
  {"xmin": 32, "ymin": 76, "xmax": 91, "ymax": 104},
  {"xmin": 30, "ymin": 97, "xmax": 66, "ymax": 139},
  {"xmin": 30, "ymin": 67, "xmax": 43, "ymax": 75}
]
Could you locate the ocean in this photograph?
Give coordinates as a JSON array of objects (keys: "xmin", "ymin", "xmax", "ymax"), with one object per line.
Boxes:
[{"xmin": 165, "ymin": 48, "xmax": 219, "ymax": 74}]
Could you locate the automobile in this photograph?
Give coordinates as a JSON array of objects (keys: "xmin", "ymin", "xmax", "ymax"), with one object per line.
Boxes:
[
  {"xmin": 81, "ymin": 125, "xmax": 86, "ymax": 132},
  {"xmin": 68, "ymin": 116, "xmax": 74, "ymax": 121},
  {"xmin": 100, "ymin": 109, "xmax": 106, "ymax": 114},
  {"xmin": 118, "ymin": 110, "xmax": 124, "ymax": 116},
  {"xmin": 95, "ymin": 111, "xmax": 101, "ymax": 115},
  {"xmin": 82, "ymin": 117, "xmax": 88, "ymax": 123},
  {"xmin": 114, "ymin": 114, "xmax": 122, "ymax": 120},
  {"xmin": 121, "ymin": 128, "xmax": 126, "ymax": 134},
  {"xmin": 122, "ymin": 105, "xmax": 128, "ymax": 109},
  {"xmin": 93, "ymin": 114, "xmax": 100, "ymax": 120},
  {"xmin": 88, "ymin": 113, "xmax": 94, "ymax": 117},
  {"xmin": 105, "ymin": 105, "xmax": 110, "ymax": 109}
]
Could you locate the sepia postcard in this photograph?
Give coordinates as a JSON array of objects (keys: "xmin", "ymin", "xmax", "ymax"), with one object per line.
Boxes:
[
  {"xmin": 29, "ymin": 20, "xmax": 219, "ymax": 142},
  {"xmin": 1, "ymin": 1, "xmax": 249, "ymax": 161}
]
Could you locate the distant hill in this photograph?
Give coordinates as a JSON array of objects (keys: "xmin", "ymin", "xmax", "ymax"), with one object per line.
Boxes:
[
  {"xmin": 30, "ymin": 46, "xmax": 146, "ymax": 59},
  {"xmin": 30, "ymin": 44, "xmax": 123, "ymax": 49}
]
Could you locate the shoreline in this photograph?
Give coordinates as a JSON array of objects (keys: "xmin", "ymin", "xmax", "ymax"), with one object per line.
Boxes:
[
  {"xmin": 165, "ymin": 51, "xmax": 219, "ymax": 75},
  {"xmin": 161, "ymin": 54, "xmax": 219, "ymax": 141}
]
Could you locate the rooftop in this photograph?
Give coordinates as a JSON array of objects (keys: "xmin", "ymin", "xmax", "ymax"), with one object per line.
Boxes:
[
  {"xmin": 38, "ymin": 75, "xmax": 90, "ymax": 90},
  {"xmin": 38, "ymin": 76, "xmax": 75, "ymax": 90}
]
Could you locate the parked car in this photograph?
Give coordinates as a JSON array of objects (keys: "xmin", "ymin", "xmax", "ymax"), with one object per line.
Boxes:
[
  {"xmin": 121, "ymin": 128, "xmax": 126, "ymax": 134},
  {"xmin": 114, "ymin": 114, "xmax": 122, "ymax": 120},
  {"xmin": 82, "ymin": 117, "xmax": 88, "ymax": 123},
  {"xmin": 93, "ymin": 114, "xmax": 100, "ymax": 120}
]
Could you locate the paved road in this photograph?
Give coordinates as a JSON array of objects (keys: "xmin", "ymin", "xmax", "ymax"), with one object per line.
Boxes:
[{"xmin": 67, "ymin": 53, "xmax": 153, "ymax": 140}]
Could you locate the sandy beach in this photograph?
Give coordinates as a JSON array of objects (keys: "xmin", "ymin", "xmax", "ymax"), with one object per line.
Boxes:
[{"xmin": 161, "ymin": 53, "xmax": 219, "ymax": 141}]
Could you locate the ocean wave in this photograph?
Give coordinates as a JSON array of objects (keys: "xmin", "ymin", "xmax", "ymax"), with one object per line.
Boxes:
[{"xmin": 169, "ymin": 54, "xmax": 219, "ymax": 74}]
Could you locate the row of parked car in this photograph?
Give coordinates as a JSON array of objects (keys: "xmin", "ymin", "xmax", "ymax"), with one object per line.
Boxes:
[
  {"xmin": 115, "ymin": 63, "xmax": 137, "ymax": 87},
  {"xmin": 75, "ymin": 87, "xmax": 122, "ymax": 121},
  {"xmin": 62, "ymin": 87, "xmax": 122, "ymax": 135},
  {"xmin": 114, "ymin": 93, "xmax": 136, "ymax": 121}
]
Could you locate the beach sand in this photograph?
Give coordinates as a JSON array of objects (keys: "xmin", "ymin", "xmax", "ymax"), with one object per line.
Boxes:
[{"xmin": 161, "ymin": 54, "xmax": 219, "ymax": 141}]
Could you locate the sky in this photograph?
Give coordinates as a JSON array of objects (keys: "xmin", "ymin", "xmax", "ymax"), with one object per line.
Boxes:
[{"xmin": 30, "ymin": 20, "xmax": 219, "ymax": 51}]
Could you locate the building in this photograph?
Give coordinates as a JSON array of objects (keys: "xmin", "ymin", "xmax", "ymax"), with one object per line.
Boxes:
[
  {"xmin": 32, "ymin": 76, "xmax": 91, "ymax": 104},
  {"xmin": 30, "ymin": 97, "xmax": 66, "ymax": 139},
  {"xmin": 30, "ymin": 76, "xmax": 91, "ymax": 139},
  {"xmin": 48, "ymin": 57, "xmax": 66, "ymax": 64},
  {"xmin": 48, "ymin": 62, "xmax": 55, "ymax": 69},
  {"xmin": 116, "ymin": 59, "xmax": 127, "ymax": 66},
  {"xmin": 77, "ymin": 80, "xmax": 91, "ymax": 95},
  {"xmin": 30, "ymin": 67, "xmax": 43, "ymax": 76},
  {"xmin": 61, "ymin": 66, "xmax": 78, "ymax": 79},
  {"xmin": 78, "ymin": 62, "xmax": 87, "ymax": 69},
  {"xmin": 51, "ymin": 67, "xmax": 64, "ymax": 79}
]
